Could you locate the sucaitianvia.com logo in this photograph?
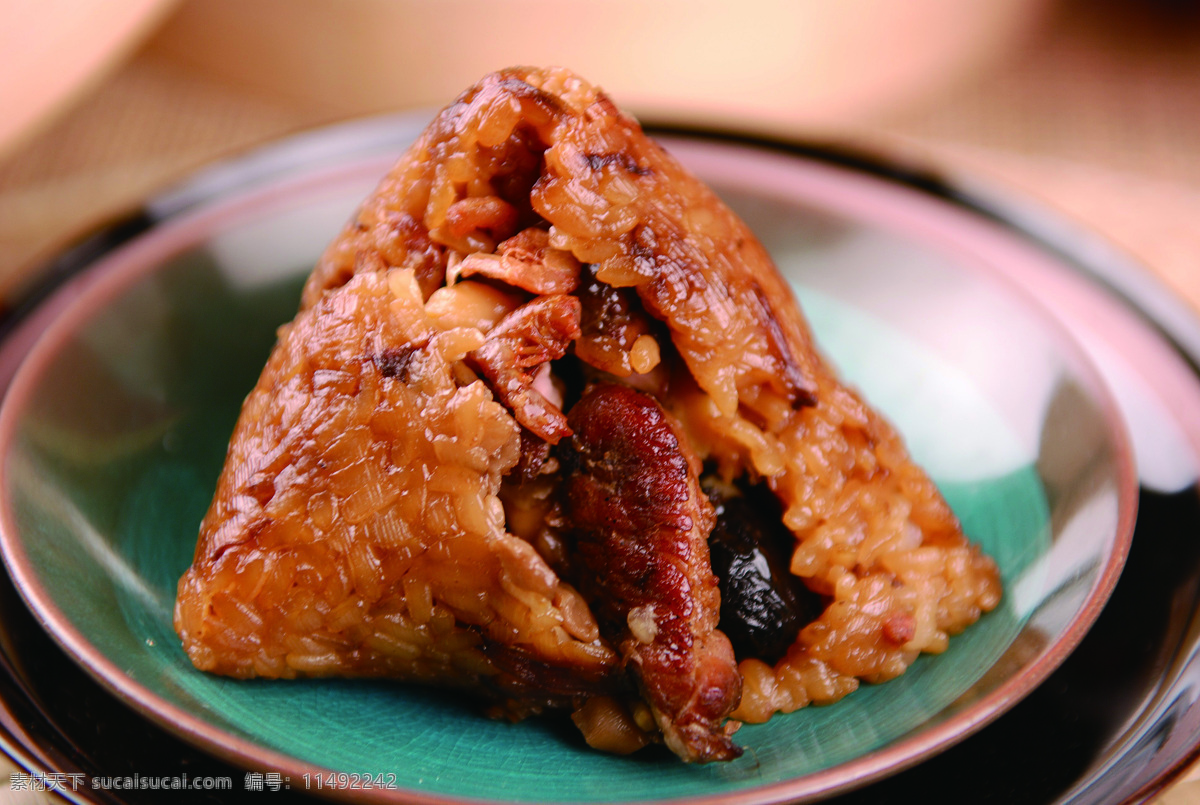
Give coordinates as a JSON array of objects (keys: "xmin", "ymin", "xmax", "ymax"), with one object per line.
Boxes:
[{"xmin": 10, "ymin": 771, "xmax": 234, "ymax": 793}]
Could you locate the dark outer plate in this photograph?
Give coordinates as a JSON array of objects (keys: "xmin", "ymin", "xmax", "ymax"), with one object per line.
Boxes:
[{"xmin": 0, "ymin": 118, "xmax": 1197, "ymax": 804}]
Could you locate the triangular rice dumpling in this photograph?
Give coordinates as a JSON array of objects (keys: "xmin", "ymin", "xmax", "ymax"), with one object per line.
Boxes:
[{"xmin": 176, "ymin": 66, "xmax": 1000, "ymax": 763}]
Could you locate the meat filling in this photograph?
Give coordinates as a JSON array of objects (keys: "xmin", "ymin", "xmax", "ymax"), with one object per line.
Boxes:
[
  {"xmin": 467, "ymin": 294, "xmax": 581, "ymax": 444},
  {"xmin": 561, "ymin": 383, "xmax": 742, "ymax": 762}
]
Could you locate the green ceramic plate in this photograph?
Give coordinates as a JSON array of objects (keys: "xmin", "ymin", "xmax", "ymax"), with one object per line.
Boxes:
[{"xmin": 0, "ymin": 123, "xmax": 1135, "ymax": 804}]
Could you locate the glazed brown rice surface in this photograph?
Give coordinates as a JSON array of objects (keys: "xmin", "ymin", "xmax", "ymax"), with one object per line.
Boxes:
[{"xmin": 176, "ymin": 66, "xmax": 1001, "ymax": 762}]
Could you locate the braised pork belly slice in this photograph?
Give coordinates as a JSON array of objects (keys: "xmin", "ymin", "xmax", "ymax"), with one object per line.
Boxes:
[{"xmin": 562, "ymin": 384, "xmax": 742, "ymax": 762}]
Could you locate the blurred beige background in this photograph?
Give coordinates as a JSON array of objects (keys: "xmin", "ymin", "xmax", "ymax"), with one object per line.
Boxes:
[
  {"xmin": 2, "ymin": 0, "xmax": 1199, "ymax": 311},
  {"xmin": 1, "ymin": 0, "xmax": 1199, "ymax": 800}
]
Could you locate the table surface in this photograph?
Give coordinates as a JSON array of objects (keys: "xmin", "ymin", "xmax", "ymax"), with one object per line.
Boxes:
[{"xmin": 0, "ymin": 0, "xmax": 1198, "ymax": 801}]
